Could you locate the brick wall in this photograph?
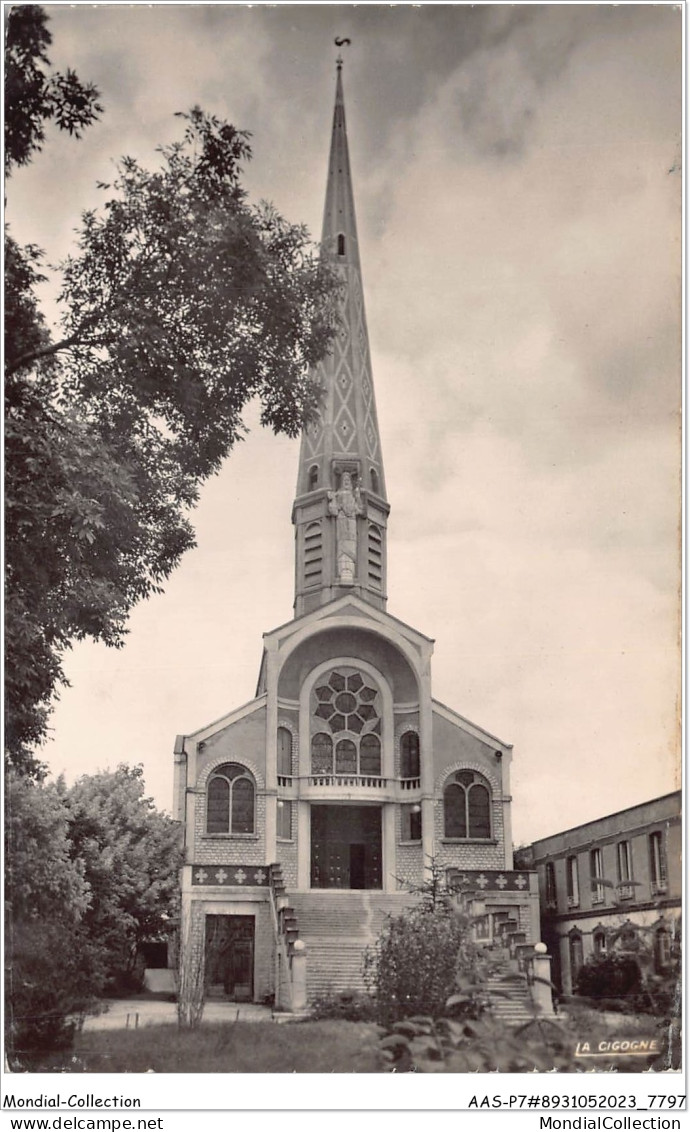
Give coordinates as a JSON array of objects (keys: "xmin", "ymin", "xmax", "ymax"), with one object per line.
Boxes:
[
  {"xmin": 433, "ymin": 796, "xmax": 505, "ymax": 873},
  {"xmin": 393, "ymin": 802, "xmax": 424, "ymax": 889},
  {"xmin": 193, "ymin": 790, "xmax": 266, "ymax": 865}
]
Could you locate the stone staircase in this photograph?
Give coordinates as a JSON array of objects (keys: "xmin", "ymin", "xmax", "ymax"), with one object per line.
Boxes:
[
  {"xmin": 485, "ymin": 965, "xmax": 537, "ymax": 1026},
  {"xmin": 288, "ymin": 891, "xmax": 417, "ymax": 999}
]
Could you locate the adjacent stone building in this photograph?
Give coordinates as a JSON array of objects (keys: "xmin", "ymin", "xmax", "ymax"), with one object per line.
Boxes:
[
  {"xmin": 528, "ymin": 792, "xmax": 681, "ymax": 996},
  {"xmin": 174, "ymin": 63, "xmax": 540, "ymax": 1009}
]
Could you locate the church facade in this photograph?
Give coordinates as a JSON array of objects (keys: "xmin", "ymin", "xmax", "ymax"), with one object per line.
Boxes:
[{"xmin": 174, "ymin": 64, "xmax": 540, "ymax": 1009}]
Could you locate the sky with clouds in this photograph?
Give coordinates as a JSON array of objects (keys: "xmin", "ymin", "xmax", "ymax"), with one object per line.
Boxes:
[{"xmin": 7, "ymin": 3, "xmax": 681, "ymax": 843}]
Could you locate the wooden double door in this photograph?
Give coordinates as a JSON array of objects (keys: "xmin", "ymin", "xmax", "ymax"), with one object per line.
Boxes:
[
  {"xmin": 205, "ymin": 915, "xmax": 254, "ymax": 1001},
  {"xmin": 311, "ymin": 805, "xmax": 382, "ymax": 890}
]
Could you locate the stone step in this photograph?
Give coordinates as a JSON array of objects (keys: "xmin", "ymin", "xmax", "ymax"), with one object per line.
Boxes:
[{"xmin": 288, "ymin": 891, "xmax": 418, "ymax": 1001}]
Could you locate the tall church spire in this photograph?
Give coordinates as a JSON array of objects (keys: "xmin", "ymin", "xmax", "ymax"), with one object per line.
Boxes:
[{"xmin": 293, "ymin": 60, "xmax": 389, "ymax": 617}]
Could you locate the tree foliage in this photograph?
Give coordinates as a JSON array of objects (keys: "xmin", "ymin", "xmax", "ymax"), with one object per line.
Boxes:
[
  {"xmin": 6, "ymin": 101, "xmax": 338, "ymax": 773},
  {"xmin": 64, "ymin": 764, "xmax": 183, "ymax": 993},
  {"xmin": 4, "ymin": 771, "xmax": 102, "ymax": 1053},
  {"xmin": 4, "ymin": 4, "xmax": 102, "ymax": 174},
  {"xmin": 5, "ymin": 765, "xmax": 181, "ymax": 1055}
]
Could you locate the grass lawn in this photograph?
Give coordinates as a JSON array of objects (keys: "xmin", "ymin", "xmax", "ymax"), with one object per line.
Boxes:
[
  {"xmin": 14, "ymin": 1020, "xmax": 383, "ymax": 1074},
  {"xmin": 10, "ymin": 1006, "xmax": 679, "ymax": 1074}
]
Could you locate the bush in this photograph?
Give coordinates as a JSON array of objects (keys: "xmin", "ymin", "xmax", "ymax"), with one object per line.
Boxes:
[
  {"xmin": 576, "ymin": 954, "xmax": 642, "ymax": 1001},
  {"xmin": 364, "ymin": 900, "xmax": 487, "ymax": 1026},
  {"xmin": 6, "ymin": 921, "xmax": 102, "ymax": 1058}
]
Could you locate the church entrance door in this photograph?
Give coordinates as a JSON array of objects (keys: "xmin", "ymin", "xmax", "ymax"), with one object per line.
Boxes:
[
  {"xmin": 205, "ymin": 915, "xmax": 254, "ymax": 1001},
  {"xmin": 310, "ymin": 805, "xmax": 382, "ymax": 889}
]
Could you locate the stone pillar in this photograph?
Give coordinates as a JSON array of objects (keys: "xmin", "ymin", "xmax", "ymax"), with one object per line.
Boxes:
[
  {"xmin": 297, "ymin": 801, "xmax": 310, "ymax": 890},
  {"xmin": 292, "ymin": 940, "xmax": 308, "ymax": 1011},
  {"xmin": 418, "ymin": 651, "xmax": 435, "ymax": 879},
  {"xmin": 382, "ymin": 803, "xmax": 396, "ymax": 892},
  {"xmin": 421, "ymin": 797, "xmax": 435, "ymax": 876},
  {"xmin": 531, "ymin": 943, "xmax": 555, "ymax": 1016},
  {"xmin": 264, "ymin": 650, "xmax": 279, "ymax": 866}
]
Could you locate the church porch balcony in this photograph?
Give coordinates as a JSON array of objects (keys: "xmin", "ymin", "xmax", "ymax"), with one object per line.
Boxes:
[
  {"xmin": 278, "ymin": 774, "xmax": 421, "ymax": 804},
  {"xmin": 301, "ymin": 773, "xmax": 391, "ymax": 803}
]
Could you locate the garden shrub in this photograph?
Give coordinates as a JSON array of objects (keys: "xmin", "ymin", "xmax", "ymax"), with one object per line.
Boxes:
[
  {"xmin": 363, "ymin": 899, "xmax": 489, "ymax": 1026},
  {"xmin": 576, "ymin": 954, "xmax": 642, "ymax": 1001}
]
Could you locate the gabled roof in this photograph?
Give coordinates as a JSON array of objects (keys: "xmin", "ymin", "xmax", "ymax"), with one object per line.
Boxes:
[{"xmin": 256, "ymin": 594, "xmax": 435, "ymax": 695}]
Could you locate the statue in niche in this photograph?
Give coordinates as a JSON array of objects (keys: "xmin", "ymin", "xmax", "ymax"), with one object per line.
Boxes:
[{"xmin": 328, "ymin": 472, "xmax": 363, "ymax": 582}]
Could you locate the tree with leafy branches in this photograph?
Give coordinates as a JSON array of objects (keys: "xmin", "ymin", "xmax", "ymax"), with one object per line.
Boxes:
[
  {"xmin": 5, "ymin": 22, "xmax": 339, "ymax": 773},
  {"xmin": 4, "ymin": 4, "xmax": 102, "ymax": 175},
  {"xmin": 4, "ymin": 770, "xmax": 103, "ymax": 1055},
  {"xmin": 64, "ymin": 764, "xmax": 183, "ymax": 994}
]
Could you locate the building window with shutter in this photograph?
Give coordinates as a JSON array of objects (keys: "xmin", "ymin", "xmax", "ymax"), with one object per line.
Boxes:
[
  {"xmin": 566, "ymin": 855, "xmax": 580, "ymax": 908},
  {"xmin": 590, "ymin": 847, "xmax": 605, "ymax": 905},
  {"xmin": 649, "ymin": 831, "xmax": 667, "ymax": 894},
  {"xmin": 303, "ymin": 522, "xmax": 322, "ymax": 588},
  {"xmin": 367, "ymin": 523, "xmax": 383, "ymax": 589},
  {"xmin": 616, "ymin": 840, "xmax": 634, "ymax": 900}
]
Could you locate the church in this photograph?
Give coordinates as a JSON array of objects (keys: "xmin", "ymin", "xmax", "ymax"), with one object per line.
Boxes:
[{"xmin": 173, "ymin": 62, "xmax": 541, "ymax": 1010}]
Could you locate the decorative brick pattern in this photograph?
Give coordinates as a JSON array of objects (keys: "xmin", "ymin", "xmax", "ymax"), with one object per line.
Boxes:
[
  {"xmin": 192, "ymin": 865, "xmax": 269, "ymax": 886},
  {"xmin": 446, "ymin": 869, "xmax": 530, "ymax": 893}
]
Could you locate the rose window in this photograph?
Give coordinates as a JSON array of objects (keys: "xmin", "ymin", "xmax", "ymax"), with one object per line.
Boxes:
[{"xmin": 311, "ymin": 668, "xmax": 381, "ymax": 776}]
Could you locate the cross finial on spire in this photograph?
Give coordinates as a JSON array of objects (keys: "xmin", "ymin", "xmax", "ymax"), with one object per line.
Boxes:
[{"xmin": 334, "ymin": 36, "xmax": 351, "ymax": 71}]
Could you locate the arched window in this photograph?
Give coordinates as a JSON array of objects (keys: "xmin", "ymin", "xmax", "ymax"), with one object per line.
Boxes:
[
  {"xmin": 311, "ymin": 733, "xmax": 333, "ymax": 775},
  {"xmin": 308, "ymin": 464, "xmax": 319, "ymax": 491},
  {"xmin": 337, "ymin": 233, "xmax": 345, "ymax": 256},
  {"xmin": 400, "ymin": 732, "xmax": 420, "ymax": 779},
  {"xmin": 311, "ymin": 667, "xmax": 382, "ymax": 778},
  {"xmin": 277, "ymin": 727, "xmax": 292, "ymax": 777},
  {"xmin": 360, "ymin": 734, "xmax": 381, "ymax": 776},
  {"xmin": 206, "ymin": 764, "xmax": 255, "ymax": 834},
  {"xmin": 443, "ymin": 770, "xmax": 491, "ymax": 839},
  {"xmin": 370, "ymin": 468, "xmax": 379, "ymax": 494},
  {"xmin": 593, "ymin": 929, "xmax": 607, "ymax": 958},
  {"xmin": 335, "ymin": 738, "xmax": 357, "ymax": 774}
]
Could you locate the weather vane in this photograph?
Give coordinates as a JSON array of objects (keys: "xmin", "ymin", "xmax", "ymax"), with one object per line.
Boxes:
[{"xmin": 334, "ymin": 36, "xmax": 351, "ymax": 70}]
